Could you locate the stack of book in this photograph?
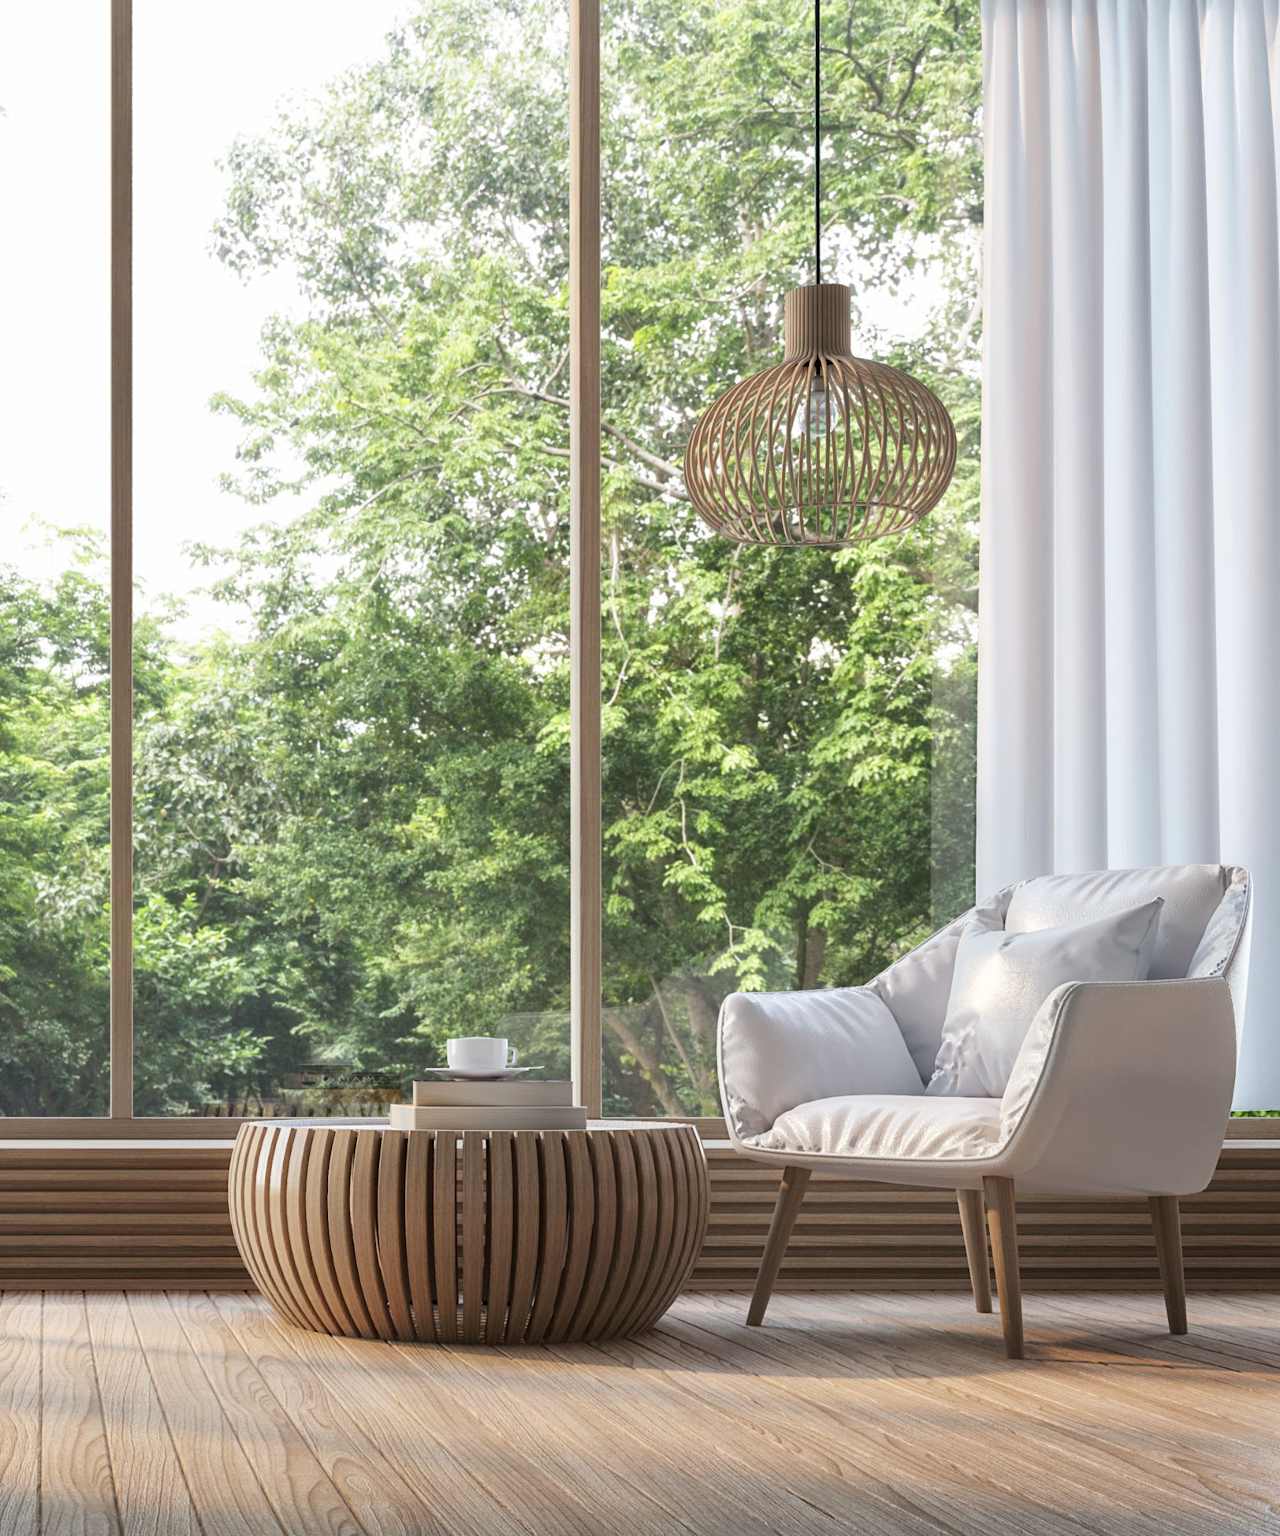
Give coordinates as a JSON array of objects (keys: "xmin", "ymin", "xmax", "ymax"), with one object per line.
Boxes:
[{"xmin": 388, "ymin": 1078, "xmax": 587, "ymax": 1131}]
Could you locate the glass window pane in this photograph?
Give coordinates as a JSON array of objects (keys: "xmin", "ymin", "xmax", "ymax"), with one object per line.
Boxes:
[
  {"xmin": 0, "ymin": 6, "xmax": 112, "ymax": 1116},
  {"xmin": 600, "ymin": 0, "xmax": 981, "ymax": 1118},
  {"xmin": 133, "ymin": 0, "xmax": 571, "ymax": 1116}
]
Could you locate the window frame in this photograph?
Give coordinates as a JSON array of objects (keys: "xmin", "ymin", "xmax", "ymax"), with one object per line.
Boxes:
[{"xmin": 2, "ymin": 0, "xmax": 606, "ymax": 1138}]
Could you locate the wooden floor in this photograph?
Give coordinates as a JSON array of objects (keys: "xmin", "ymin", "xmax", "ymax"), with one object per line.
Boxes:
[{"xmin": 1, "ymin": 1291, "xmax": 1277, "ymax": 1536}]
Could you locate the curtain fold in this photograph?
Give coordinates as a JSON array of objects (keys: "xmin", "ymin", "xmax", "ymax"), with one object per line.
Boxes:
[{"xmin": 979, "ymin": 0, "xmax": 1280, "ymax": 1104}]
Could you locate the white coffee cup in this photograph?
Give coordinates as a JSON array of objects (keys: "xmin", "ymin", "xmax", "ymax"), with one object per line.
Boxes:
[{"xmin": 446, "ymin": 1036, "xmax": 518, "ymax": 1073}]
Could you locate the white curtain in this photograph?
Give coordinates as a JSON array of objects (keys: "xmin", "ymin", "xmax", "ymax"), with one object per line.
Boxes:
[{"xmin": 979, "ymin": 0, "xmax": 1280, "ymax": 1105}]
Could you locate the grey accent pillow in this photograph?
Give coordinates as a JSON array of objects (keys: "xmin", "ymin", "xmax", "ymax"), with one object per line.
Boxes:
[{"xmin": 926, "ymin": 898, "xmax": 1164, "ymax": 1098}]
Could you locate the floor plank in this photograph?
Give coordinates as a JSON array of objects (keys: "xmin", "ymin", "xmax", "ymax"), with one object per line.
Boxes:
[
  {"xmin": 85, "ymin": 1294, "xmax": 198, "ymax": 1536},
  {"xmin": 325, "ymin": 1331, "xmax": 616, "ymax": 1536},
  {"xmin": 215, "ymin": 1292, "xmax": 533, "ymax": 1536},
  {"xmin": 123, "ymin": 1292, "xmax": 283, "ymax": 1536},
  {"xmin": 165, "ymin": 1292, "xmax": 365, "ymax": 1536},
  {"xmin": 533, "ymin": 1330, "xmax": 927, "ymax": 1535},
  {"xmin": 0, "ymin": 1293, "xmax": 42, "ymax": 1534},
  {"xmin": 211, "ymin": 1291, "xmax": 478, "ymax": 1536},
  {"xmin": 0, "ymin": 1291, "xmax": 1276, "ymax": 1536},
  {"xmin": 385, "ymin": 1337, "xmax": 706, "ymax": 1536},
  {"xmin": 40, "ymin": 1292, "xmax": 119, "ymax": 1536}
]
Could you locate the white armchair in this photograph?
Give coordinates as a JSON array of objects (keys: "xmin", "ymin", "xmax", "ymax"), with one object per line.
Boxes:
[{"xmin": 718, "ymin": 864, "xmax": 1252, "ymax": 1357}]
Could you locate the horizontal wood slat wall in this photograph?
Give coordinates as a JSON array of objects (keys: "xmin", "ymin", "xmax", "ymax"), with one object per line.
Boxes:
[
  {"xmin": 0, "ymin": 1138, "xmax": 1276, "ymax": 1292},
  {"xmin": 696, "ymin": 1142, "xmax": 1280, "ymax": 1293},
  {"xmin": 0, "ymin": 1143, "xmax": 247, "ymax": 1290}
]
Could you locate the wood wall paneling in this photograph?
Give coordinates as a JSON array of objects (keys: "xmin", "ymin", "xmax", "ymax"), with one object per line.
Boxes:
[{"xmin": 0, "ymin": 1138, "xmax": 1275, "ymax": 1294}]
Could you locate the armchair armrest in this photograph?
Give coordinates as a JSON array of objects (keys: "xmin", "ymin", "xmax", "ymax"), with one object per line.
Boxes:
[
  {"xmin": 717, "ymin": 986, "xmax": 924, "ymax": 1143},
  {"xmin": 999, "ymin": 976, "xmax": 1236, "ymax": 1196}
]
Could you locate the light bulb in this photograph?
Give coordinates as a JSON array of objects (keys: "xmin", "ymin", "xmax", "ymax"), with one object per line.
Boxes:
[
  {"xmin": 788, "ymin": 371, "xmax": 843, "ymax": 533},
  {"xmin": 802, "ymin": 375, "xmax": 841, "ymax": 444},
  {"xmin": 792, "ymin": 372, "xmax": 841, "ymax": 447}
]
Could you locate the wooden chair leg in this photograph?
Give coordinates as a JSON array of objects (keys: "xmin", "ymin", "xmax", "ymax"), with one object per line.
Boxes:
[
  {"xmin": 1150, "ymin": 1196, "xmax": 1188, "ymax": 1335},
  {"xmin": 983, "ymin": 1176, "xmax": 1024, "ymax": 1359},
  {"xmin": 747, "ymin": 1166, "xmax": 811, "ymax": 1327},
  {"xmin": 957, "ymin": 1188, "xmax": 992, "ymax": 1313}
]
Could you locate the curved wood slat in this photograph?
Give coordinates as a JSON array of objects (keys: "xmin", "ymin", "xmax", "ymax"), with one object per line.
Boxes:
[
  {"xmin": 351, "ymin": 1133, "xmax": 393, "ymax": 1340},
  {"xmin": 632, "ymin": 1129, "xmax": 688, "ymax": 1335},
  {"xmin": 326, "ymin": 1132, "xmax": 377, "ymax": 1339},
  {"xmin": 623, "ymin": 1128, "xmax": 677, "ymax": 1335},
  {"xmin": 665, "ymin": 1128, "xmax": 702, "ymax": 1295},
  {"xmin": 253, "ymin": 1128, "xmax": 312, "ymax": 1332},
  {"xmin": 525, "ymin": 1133, "xmax": 568, "ymax": 1342},
  {"xmin": 547, "ymin": 1133, "xmax": 595, "ymax": 1341},
  {"xmin": 225, "ymin": 1129, "xmax": 255, "ymax": 1281},
  {"xmin": 683, "ymin": 1128, "xmax": 711, "ymax": 1279},
  {"xmin": 275, "ymin": 1130, "xmax": 328, "ymax": 1333},
  {"xmin": 279, "ymin": 1130, "xmax": 328, "ymax": 1333},
  {"xmin": 672, "ymin": 1130, "xmax": 706, "ymax": 1273},
  {"xmin": 505, "ymin": 1133, "xmax": 541, "ymax": 1344},
  {"xmin": 432, "ymin": 1133, "xmax": 459, "ymax": 1343},
  {"xmin": 461, "ymin": 1134, "xmax": 486, "ymax": 1340},
  {"xmin": 404, "ymin": 1131, "xmax": 436, "ymax": 1342},
  {"xmin": 304, "ymin": 1131, "xmax": 359, "ymax": 1337},
  {"xmin": 565, "ymin": 1131, "xmax": 617, "ymax": 1340},
  {"xmin": 377, "ymin": 1131, "xmax": 414, "ymax": 1339},
  {"xmin": 229, "ymin": 1129, "xmax": 283, "ymax": 1320},
  {"xmin": 583, "ymin": 1132, "xmax": 639, "ymax": 1341},
  {"xmin": 483, "ymin": 1133, "xmax": 514, "ymax": 1345},
  {"xmin": 234, "ymin": 1127, "xmax": 277, "ymax": 1311},
  {"xmin": 638, "ymin": 1127, "xmax": 705, "ymax": 1333},
  {"xmin": 611, "ymin": 1132, "xmax": 659, "ymax": 1336},
  {"xmin": 229, "ymin": 1124, "xmax": 707, "ymax": 1344}
]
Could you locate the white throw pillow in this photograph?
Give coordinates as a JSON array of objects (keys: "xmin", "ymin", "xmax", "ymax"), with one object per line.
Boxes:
[{"xmin": 926, "ymin": 898, "xmax": 1164, "ymax": 1097}]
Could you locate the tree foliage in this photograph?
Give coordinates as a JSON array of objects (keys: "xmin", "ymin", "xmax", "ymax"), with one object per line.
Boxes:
[{"xmin": 0, "ymin": 0, "xmax": 979, "ymax": 1117}]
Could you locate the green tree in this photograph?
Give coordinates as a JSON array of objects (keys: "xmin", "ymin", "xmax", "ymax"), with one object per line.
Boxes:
[
  {"xmin": 0, "ymin": 0, "xmax": 980, "ymax": 1117},
  {"xmin": 0, "ymin": 550, "xmax": 112, "ymax": 1114},
  {"xmin": 198, "ymin": 0, "xmax": 981, "ymax": 1112}
]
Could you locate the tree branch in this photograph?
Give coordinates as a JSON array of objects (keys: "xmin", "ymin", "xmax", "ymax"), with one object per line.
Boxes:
[
  {"xmin": 604, "ymin": 1007, "xmax": 685, "ymax": 1116},
  {"xmin": 494, "ymin": 380, "xmax": 685, "ymax": 484}
]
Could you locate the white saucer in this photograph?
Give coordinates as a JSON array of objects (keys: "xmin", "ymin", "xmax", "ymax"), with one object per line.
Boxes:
[{"xmin": 421, "ymin": 1066, "xmax": 534, "ymax": 1082}]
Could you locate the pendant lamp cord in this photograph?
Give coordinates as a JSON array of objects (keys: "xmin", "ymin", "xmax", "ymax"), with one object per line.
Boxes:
[{"xmin": 814, "ymin": 0, "xmax": 821, "ymax": 285}]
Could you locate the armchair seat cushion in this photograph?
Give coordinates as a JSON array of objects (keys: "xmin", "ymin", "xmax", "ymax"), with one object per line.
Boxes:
[{"xmin": 744, "ymin": 1092, "xmax": 1004, "ymax": 1163}]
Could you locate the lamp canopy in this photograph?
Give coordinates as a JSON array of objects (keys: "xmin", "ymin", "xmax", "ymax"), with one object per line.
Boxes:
[{"xmin": 683, "ymin": 283, "xmax": 957, "ymax": 546}]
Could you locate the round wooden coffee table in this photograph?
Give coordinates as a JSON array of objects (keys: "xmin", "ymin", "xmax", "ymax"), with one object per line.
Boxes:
[{"xmin": 229, "ymin": 1119, "xmax": 708, "ymax": 1344}]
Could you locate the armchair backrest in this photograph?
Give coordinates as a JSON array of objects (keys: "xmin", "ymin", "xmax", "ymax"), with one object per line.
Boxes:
[
  {"xmin": 872, "ymin": 864, "xmax": 1252, "ymax": 1084},
  {"xmin": 1004, "ymin": 865, "xmax": 1235, "ymax": 978}
]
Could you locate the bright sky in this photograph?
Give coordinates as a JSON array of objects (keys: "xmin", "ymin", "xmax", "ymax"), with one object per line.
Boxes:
[
  {"xmin": 0, "ymin": 0, "xmax": 411, "ymax": 632},
  {"xmin": 1, "ymin": 1, "xmax": 950, "ymax": 639}
]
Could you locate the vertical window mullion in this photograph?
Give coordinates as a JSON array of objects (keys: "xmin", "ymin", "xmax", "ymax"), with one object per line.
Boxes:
[
  {"xmin": 569, "ymin": 0, "xmax": 603, "ymax": 1118},
  {"xmin": 109, "ymin": 0, "xmax": 133, "ymax": 1120}
]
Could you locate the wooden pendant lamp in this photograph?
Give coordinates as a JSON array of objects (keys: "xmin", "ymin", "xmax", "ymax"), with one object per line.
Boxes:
[{"xmin": 683, "ymin": 0, "xmax": 957, "ymax": 546}]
